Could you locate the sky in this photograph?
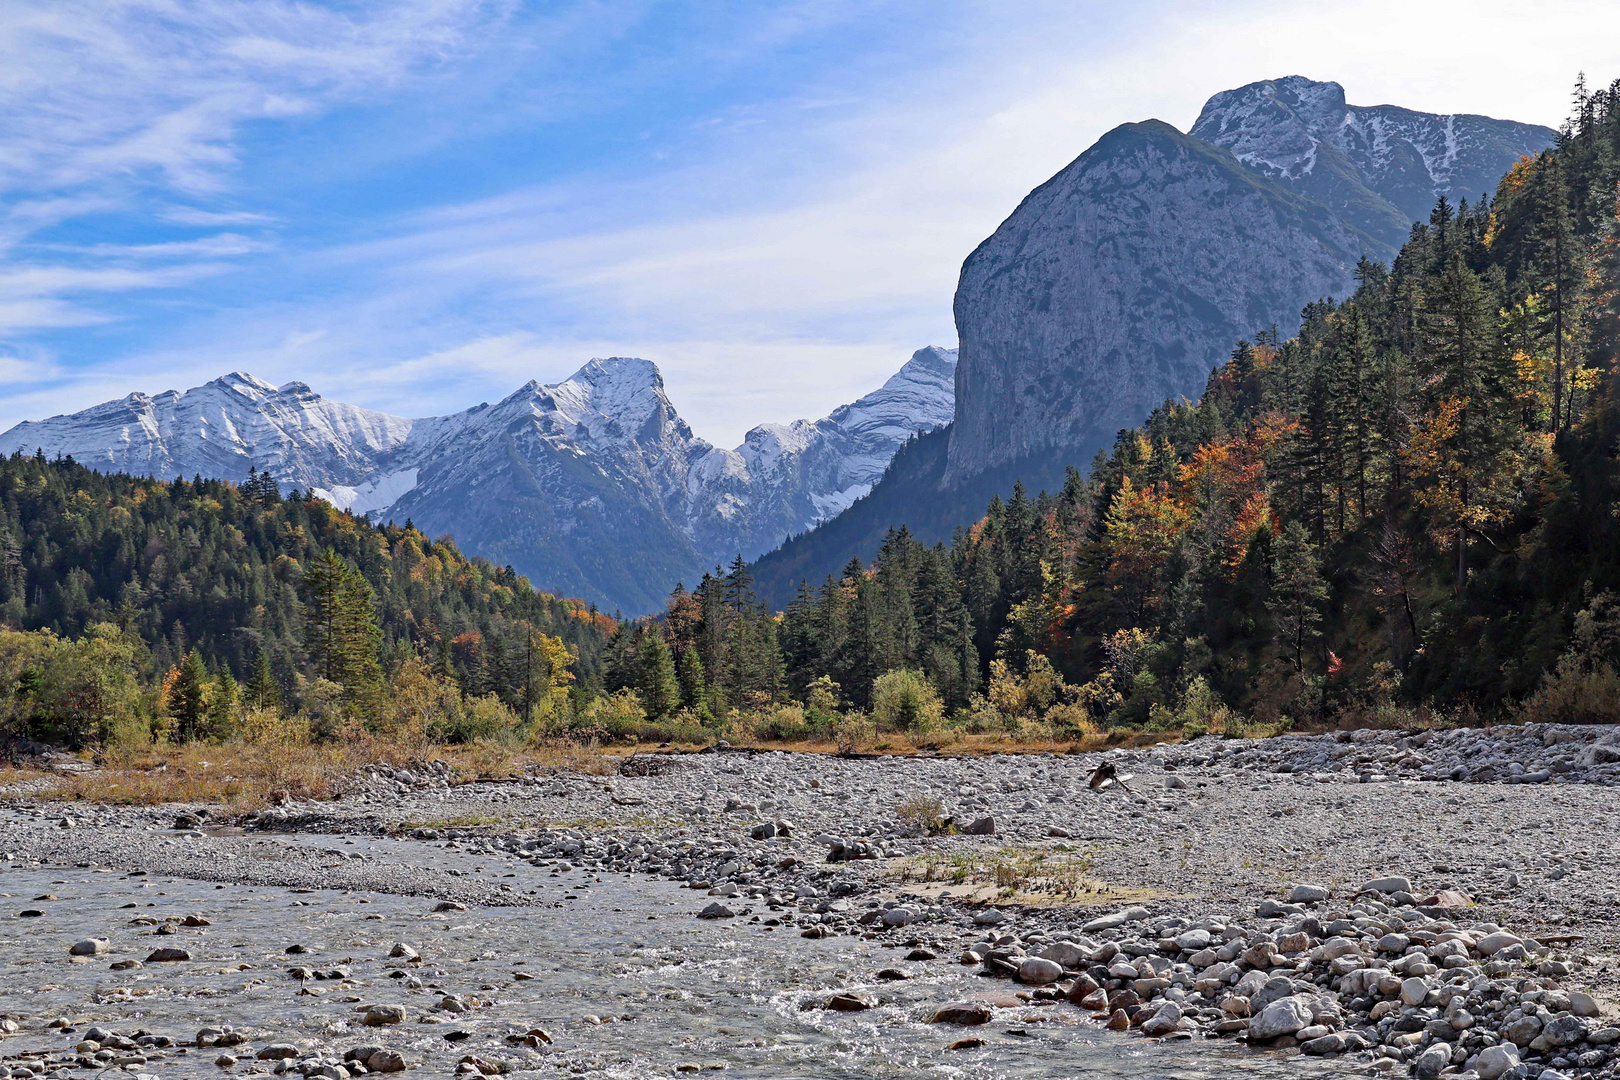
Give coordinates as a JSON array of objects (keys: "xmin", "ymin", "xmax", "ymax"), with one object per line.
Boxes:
[{"xmin": 1, "ymin": 0, "xmax": 1618, "ymax": 447}]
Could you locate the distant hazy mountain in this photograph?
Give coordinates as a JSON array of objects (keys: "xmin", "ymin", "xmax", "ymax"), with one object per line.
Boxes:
[{"xmin": 0, "ymin": 348, "xmax": 956, "ymax": 613}]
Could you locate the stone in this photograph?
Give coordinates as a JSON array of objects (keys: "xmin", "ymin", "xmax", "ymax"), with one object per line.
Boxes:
[
  {"xmin": 433, "ymin": 901, "xmax": 466, "ymax": 912},
  {"xmin": 388, "ymin": 943, "xmax": 418, "ymax": 960},
  {"xmin": 1505, "ymin": 1015, "xmax": 1543, "ymax": 1047},
  {"xmin": 930, "ymin": 1002, "xmax": 992, "ymax": 1025},
  {"xmin": 1017, "ymin": 956, "xmax": 1064, "ymax": 985},
  {"xmin": 69, "ymin": 938, "xmax": 110, "ymax": 956},
  {"xmin": 1250, "ymin": 976, "xmax": 1298, "ymax": 1014},
  {"xmin": 1544, "ymin": 1015, "xmax": 1588, "ymax": 1047},
  {"xmin": 963, "ymin": 816, "xmax": 996, "ymax": 836},
  {"xmin": 1082, "ymin": 906, "xmax": 1148, "ymax": 933},
  {"xmin": 946, "ymin": 1037, "xmax": 985, "ymax": 1050},
  {"xmin": 1413, "ymin": 1042, "xmax": 1451, "ymax": 1079},
  {"xmin": 1140, "ymin": 1003, "xmax": 1182, "ymax": 1037},
  {"xmin": 1359, "ymin": 876, "xmax": 1412, "ymax": 895},
  {"xmin": 1474, "ymin": 931, "xmax": 1523, "ymax": 957},
  {"xmin": 1039, "ymin": 941, "xmax": 1088, "ymax": 969},
  {"xmin": 367, "ymin": 1050, "xmax": 406, "ymax": 1073},
  {"xmin": 1476, "ymin": 1044, "xmax": 1521, "ymax": 1080},
  {"xmin": 214, "ymin": 1054, "xmax": 237, "ymax": 1067},
  {"xmin": 1174, "ymin": 928, "xmax": 1211, "ymax": 951},
  {"xmin": 826, "ymin": 994, "xmax": 874, "ymax": 1012},
  {"xmin": 750, "ymin": 822, "xmax": 777, "ymax": 841},
  {"xmin": 257, "ymin": 1045, "xmax": 300, "ymax": 1060},
  {"xmin": 1288, "ymin": 884, "xmax": 1329, "ymax": 904},
  {"xmin": 1400, "ymin": 977, "xmax": 1430, "ymax": 1006},
  {"xmin": 881, "ymin": 907, "xmax": 914, "ymax": 928},
  {"xmin": 145, "ymin": 947, "xmax": 191, "ymax": 962},
  {"xmin": 363, "ymin": 1004, "xmax": 406, "ymax": 1026},
  {"xmin": 973, "ymin": 908, "xmax": 1008, "ymax": 926},
  {"xmin": 1248, "ymin": 996, "xmax": 1313, "ymax": 1041},
  {"xmin": 698, "ymin": 902, "xmax": 736, "ymax": 919},
  {"xmin": 1570, "ymin": 992, "xmax": 1600, "ymax": 1018},
  {"xmin": 1300, "ymin": 1033, "xmax": 1346, "ymax": 1055}
]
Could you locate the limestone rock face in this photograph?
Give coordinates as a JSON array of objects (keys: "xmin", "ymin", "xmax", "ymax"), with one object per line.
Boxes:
[
  {"xmin": 947, "ymin": 119, "xmax": 1372, "ymax": 481},
  {"xmin": 945, "ymin": 78, "xmax": 1553, "ymax": 485}
]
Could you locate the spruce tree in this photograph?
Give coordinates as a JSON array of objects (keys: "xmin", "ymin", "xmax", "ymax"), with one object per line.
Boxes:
[
  {"xmin": 1267, "ymin": 521, "xmax": 1327, "ymax": 673},
  {"xmin": 168, "ymin": 649, "xmax": 209, "ymax": 742},
  {"xmin": 246, "ymin": 651, "xmax": 280, "ymax": 710},
  {"xmin": 635, "ymin": 627, "xmax": 680, "ymax": 719}
]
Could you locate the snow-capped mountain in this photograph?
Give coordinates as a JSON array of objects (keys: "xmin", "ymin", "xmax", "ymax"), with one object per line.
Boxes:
[
  {"xmin": 1190, "ymin": 76, "xmax": 1554, "ymax": 244},
  {"xmin": 0, "ymin": 348, "xmax": 955, "ymax": 612}
]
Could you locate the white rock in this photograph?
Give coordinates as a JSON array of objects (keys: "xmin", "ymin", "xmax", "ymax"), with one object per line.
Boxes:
[
  {"xmin": 1475, "ymin": 1044, "xmax": 1520, "ymax": 1080},
  {"xmin": 1248, "ymin": 996, "xmax": 1313, "ymax": 1041},
  {"xmin": 1474, "ymin": 931, "xmax": 1523, "ymax": 957}
]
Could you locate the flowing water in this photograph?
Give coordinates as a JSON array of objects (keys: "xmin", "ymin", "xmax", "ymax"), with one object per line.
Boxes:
[{"xmin": 0, "ymin": 835, "xmax": 1351, "ymax": 1078}]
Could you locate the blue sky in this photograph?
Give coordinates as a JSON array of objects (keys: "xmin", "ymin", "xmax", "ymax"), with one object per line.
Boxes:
[{"xmin": 2, "ymin": 0, "xmax": 1618, "ymax": 446}]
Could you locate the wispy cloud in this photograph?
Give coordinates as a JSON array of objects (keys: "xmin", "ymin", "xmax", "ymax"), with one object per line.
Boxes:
[{"xmin": 161, "ymin": 207, "xmax": 278, "ymax": 226}]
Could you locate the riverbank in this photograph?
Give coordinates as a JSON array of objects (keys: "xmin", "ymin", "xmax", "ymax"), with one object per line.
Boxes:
[{"xmin": 1, "ymin": 722, "xmax": 1617, "ymax": 1077}]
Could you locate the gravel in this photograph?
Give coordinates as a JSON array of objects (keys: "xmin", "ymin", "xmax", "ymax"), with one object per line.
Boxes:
[{"xmin": 1, "ymin": 722, "xmax": 1618, "ymax": 1077}]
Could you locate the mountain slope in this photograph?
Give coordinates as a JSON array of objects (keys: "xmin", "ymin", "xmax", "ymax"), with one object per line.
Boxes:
[
  {"xmin": 945, "ymin": 117, "xmax": 1379, "ymax": 483},
  {"xmin": 1190, "ymin": 76, "xmax": 1556, "ymax": 239},
  {"xmin": 0, "ymin": 350, "xmax": 955, "ymax": 614},
  {"xmin": 758, "ymin": 77, "xmax": 1553, "ymax": 605}
]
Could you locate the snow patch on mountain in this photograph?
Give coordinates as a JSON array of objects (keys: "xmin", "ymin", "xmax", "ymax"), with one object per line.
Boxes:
[{"xmin": 0, "ymin": 348, "xmax": 956, "ymax": 610}]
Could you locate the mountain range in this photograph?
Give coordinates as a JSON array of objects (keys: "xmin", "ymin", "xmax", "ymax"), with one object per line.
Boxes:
[
  {"xmin": 0, "ymin": 76, "xmax": 1558, "ymax": 614},
  {"xmin": 0, "ymin": 347, "xmax": 956, "ymax": 613},
  {"xmin": 752, "ymin": 76, "xmax": 1555, "ymax": 605}
]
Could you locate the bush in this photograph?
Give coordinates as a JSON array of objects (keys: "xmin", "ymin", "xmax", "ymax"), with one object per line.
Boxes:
[
  {"xmin": 1517, "ymin": 656, "xmax": 1620, "ymax": 724},
  {"xmin": 871, "ymin": 669, "xmax": 944, "ymax": 733},
  {"xmin": 751, "ymin": 703, "xmax": 819, "ymax": 742},
  {"xmin": 834, "ymin": 711, "xmax": 874, "ymax": 754},
  {"xmin": 581, "ymin": 689, "xmax": 646, "ymax": 740},
  {"xmin": 895, "ymin": 794, "xmax": 951, "ymax": 835}
]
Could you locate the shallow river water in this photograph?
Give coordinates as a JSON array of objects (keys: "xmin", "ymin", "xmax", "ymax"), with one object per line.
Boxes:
[{"xmin": 0, "ymin": 834, "xmax": 1351, "ymax": 1078}]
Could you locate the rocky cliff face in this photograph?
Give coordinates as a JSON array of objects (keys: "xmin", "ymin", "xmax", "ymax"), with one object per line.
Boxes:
[
  {"xmin": 0, "ymin": 350, "xmax": 954, "ymax": 613},
  {"xmin": 945, "ymin": 78, "xmax": 1554, "ymax": 484},
  {"xmin": 947, "ymin": 119, "xmax": 1374, "ymax": 481}
]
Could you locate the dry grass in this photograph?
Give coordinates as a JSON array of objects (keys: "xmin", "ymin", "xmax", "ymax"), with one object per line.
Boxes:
[{"xmin": 7, "ymin": 732, "xmax": 626, "ymax": 811}]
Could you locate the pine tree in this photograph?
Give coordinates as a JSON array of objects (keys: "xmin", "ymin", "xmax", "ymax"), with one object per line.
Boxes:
[
  {"xmin": 246, "ymin": 651, "xmax": 280, "ymax": 710},
  {"xmin": 168, "ymin": 649, "xmax": 209, "ymax": 742},
  {"xmin": 210, "ymin": 668, "xmax": 238, "ymax": 737},
  {"xmin": 1267, "ymin": 521, "xmax": 1327, "ymax": 673},
  {"xmin": 635, "ymin": 627, "xmax": 680, "ymax": 719},
  {"xmin": 302, "ymin": 549, "xmax": 383, "ymax": 707}
]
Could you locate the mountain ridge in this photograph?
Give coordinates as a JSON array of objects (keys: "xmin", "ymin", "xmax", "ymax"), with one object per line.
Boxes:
[{"xmin": 0, "ymin": 348, "xmax": 957, "ymax": 613}]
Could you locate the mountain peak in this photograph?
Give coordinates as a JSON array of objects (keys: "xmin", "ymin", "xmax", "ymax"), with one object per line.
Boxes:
[{"xmin": 210, "ymin": 371, "xmax": 278, "ymax": 395}]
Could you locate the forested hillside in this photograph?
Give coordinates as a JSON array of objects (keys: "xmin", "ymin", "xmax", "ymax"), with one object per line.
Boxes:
[
  {"xmin": 0, "ymin": 456, "xmax": 609, "ymax": 711},
  {"xmin": 621, "ymin": 78, "xmax": 1620, "ymax": 735}
]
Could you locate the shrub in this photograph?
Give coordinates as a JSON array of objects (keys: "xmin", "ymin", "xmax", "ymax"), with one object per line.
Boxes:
[
  {"xmin": 871, "ymin": 669, "xmax": 944, "ymax": 733},
  {"xmin": 895, "ymin": 794, "xmax": 951, "ymax": 835},
  {"xmin": 1517, "ymin": 656, "xmax": 1620, "ymax": 724},
  {"xmin": 834, "ymin": 710, "xmax": 874, "ymax": 754}
]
